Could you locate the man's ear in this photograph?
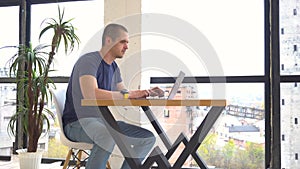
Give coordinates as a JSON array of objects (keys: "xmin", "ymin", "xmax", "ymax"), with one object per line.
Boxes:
[{"xmin": 106, "ymin": 36, "xmax": 112, "ymax": 45}]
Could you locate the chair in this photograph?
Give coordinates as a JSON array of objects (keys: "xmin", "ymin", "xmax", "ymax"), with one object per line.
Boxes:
[{"xmin": 51, "ymin": 87, "xmax": 111, "ymax": 169}]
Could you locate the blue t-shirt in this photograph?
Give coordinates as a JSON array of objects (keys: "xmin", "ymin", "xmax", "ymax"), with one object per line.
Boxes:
[{"xmin": 62, "ymin": 51, "xmax": 122, "ymax": 126}]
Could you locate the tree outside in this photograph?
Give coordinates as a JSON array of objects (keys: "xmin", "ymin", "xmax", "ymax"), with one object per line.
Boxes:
[{"xmin": 195, "ymin": 133, "xmax": 264, "ymax": 169}]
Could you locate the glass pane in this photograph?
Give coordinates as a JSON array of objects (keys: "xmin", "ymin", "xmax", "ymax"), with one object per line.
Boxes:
[
  {"xmin": 31, "ymin": 0, "xmax": 104, "ymax": 76},
  {"xmin": 0, "ymin": 84, "xmax": 17, "ymax": 156},
  {"xmin": 281, "ymin": 83, "xmax": 300, "ymax": 168},
  {"xmin": 30, "ymin": 1, "xmax": 104, "ymax": 159},
  {"xmin": 0, "ymin": 82, "xmax": 69, "ymax": 159},
  {"xmin": 0, "ymin": 6, "xmax": 19, "ymax": 157},
  {"xmin": 141, "ymin": 0, "xmax": 265, "ymax": 76},
  {"xmin": 280, "ymin": 0, "xmax": 300, "ymax": 168},
  {"xmin": 0, "ymin": 6, "xmax": 19, "ymax": 77},
  {"xmin": 42, "ymin": 83, "xmax": 68, "ymax": 159},
  {"xmin": 149, "ymin": 83, "xmax": 265, "ymax": 168}
]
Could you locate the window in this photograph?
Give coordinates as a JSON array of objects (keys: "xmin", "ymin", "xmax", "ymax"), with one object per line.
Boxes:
[
  {"xmin": 31, "ymin": 1, "xmax": 104, "ymax": 77},
  {"xmin": 30, "ymin": 0, "xmax": 104, "ymax": 159},
  {"xmin": 143, "ymin": 0, "xmax": 265, "ymax": 168},
  {"xmin": 0, "ymin": 6, "xmax": 18, "ymax": 75},
  {"xmin": 0, "ymin": 84, "xmax": 16, "ymax": 156},
  {"xmin": 0, "ymin": 6, "xmax": 19, "ymax": 157},
  {"xmin": 280, "ymin": 1, "xmax": 300, "ymax": 168},
  {"xmin": 141, "ymin": 0, "xmax": 264, "ymax": 77},
  {"xmin": 0, "ymin": 0, "xmax": 104, "ymax": 160}
]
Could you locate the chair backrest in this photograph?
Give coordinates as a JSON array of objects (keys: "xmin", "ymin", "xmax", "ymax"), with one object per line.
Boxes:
[
  {"xmin": 51, "ymin": 87, "xmax": 93, "ymax": 149},
  {"xmin": 51, "ymin": 87, "xmax": 67, "ymax": 134},
  {"xmin": 51, "ymin": 88, "xmax": 98, "ymax": 167}
]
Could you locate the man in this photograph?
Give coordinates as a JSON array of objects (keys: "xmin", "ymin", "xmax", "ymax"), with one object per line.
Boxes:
[{"xmin": 62, "ymin": 23, "xmax": 164, "ymax": 169}]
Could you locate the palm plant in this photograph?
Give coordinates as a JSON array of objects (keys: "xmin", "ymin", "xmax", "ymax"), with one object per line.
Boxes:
[
  {"xmin": 7, "ymin": 43, "xmax": 54, "ymax": 152},
  {"xmin": 39, "ymin": 5, "xmax": 80, "ymax": 78},
  {"xmin": 7, "ymin": 6, "xmax": 80, "ymax": 153}
]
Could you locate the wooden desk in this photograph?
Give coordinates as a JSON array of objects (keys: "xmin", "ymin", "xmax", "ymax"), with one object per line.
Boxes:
[
  {"xmin": 82, "ymin": 99, "xmax": 226, "ymax": 169},
  {"xmin": 82, "ymin": 99, "xmax": 226, "ymax": 107}
]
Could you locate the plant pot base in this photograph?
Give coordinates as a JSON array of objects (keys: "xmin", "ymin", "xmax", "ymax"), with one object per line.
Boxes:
[{"xmin": 17, "ymin": 149, "xmax": 43, "ymax": 169}]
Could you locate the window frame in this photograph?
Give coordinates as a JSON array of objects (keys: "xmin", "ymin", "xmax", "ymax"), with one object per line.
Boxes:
[
  {"xmin": 0, "ymin": 0, "xmax": 287, "ymax": 168},
  {"xmin": 0, "ymin": 0, "xmax": 90, "ymax": 163}
]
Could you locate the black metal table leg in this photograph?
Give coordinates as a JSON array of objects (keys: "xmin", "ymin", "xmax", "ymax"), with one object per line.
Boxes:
[
  {"xmin": 142, "ymin": 106, "xmax": 214, "ymax": 168},
  {"xmin": 98, "ymin": 105, "xmax": 224, "ymax": 169},
  {"xmin": 99, "ymin": 106, "xmax": 173, "ymax": 169},
  {"xmin": 97, "ymin": 106, "xmax": 142, "ymax": 168},
  {"xmin": 173, "ymin": 106, "xmax": 225, "ymax": 169}
]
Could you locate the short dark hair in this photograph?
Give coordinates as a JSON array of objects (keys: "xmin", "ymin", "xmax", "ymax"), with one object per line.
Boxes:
[{"xmin": 102, "ymin": 23, "xmax": 128, "ymax": 46}]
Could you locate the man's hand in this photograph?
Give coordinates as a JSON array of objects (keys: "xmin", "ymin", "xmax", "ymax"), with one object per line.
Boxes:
[
  {"xmin": 148, "ymin": 87, "xmax": 165, "ymax": 97},
  {"xmin": 128, "ymin": 87, "xmax": 164, "ymax": 99},
  {"xmin": 128, "ymin": 90, "xmax": 149, "ymax": 99}
]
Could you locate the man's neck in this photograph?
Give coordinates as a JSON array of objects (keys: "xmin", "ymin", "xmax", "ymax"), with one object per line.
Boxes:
[{"xmin": 99, "ymin": 49, "xmax": 115, "ymax": 65}]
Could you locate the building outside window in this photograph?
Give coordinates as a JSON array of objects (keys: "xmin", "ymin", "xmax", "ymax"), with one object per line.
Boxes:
[{"xmin": 280, "ymin": 0, "xmax": 300, "ymax": 168}]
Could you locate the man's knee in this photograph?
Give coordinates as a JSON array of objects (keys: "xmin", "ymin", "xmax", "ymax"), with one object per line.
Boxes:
[
  {"xmin": 93, "ymin": 136, "xmax": 115, "ymax": 153},
  {"xmin": 148, "ymin": 134, "xmax": 156, "ymax": 146}
]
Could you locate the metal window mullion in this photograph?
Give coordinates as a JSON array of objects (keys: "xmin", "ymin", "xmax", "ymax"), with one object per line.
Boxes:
[{"xmin": 270, "ymin": 0, "xmax": 281, "ymax": 168}]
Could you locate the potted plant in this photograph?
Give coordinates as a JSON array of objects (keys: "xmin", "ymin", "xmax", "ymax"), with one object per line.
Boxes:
[{"xmin": 5, "ymin": 6, "xmax": 80, "ymax": 169}]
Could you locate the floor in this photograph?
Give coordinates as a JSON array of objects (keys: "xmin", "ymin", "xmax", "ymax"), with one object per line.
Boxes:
[{"xmin": 0, "ymin": 155, "xmax": 70, "ymax": 169}]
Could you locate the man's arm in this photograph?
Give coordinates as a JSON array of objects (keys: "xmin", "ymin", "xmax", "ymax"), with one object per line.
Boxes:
[
  {"xmin": 117, "ymin": 82, "xmax": 164, "ymax": 98},
  {"xmin": 80, "ymin": 75, "xmax": 163, "ymax": 99},
  {"xmin": 116, "ymin": 82, "xmax": 126, "ymax": 91},
  {"xmin": 117, "ymin": 82, "xmax": 150, "ymax": 98},
  {"xmin": 80, "ymin": 75, "xmax": 123, "ymax": 99}
]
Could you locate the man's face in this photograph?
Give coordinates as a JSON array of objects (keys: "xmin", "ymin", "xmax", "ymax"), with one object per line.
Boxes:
[{"xmin": 110, "ymin": 31, "xmax": 129, "ymax": 59}]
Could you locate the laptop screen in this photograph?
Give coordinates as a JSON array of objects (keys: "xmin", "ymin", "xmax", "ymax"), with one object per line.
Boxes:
[{"xmin": 167, "ymin": 71, "xmax": 185, "ymax": 100}]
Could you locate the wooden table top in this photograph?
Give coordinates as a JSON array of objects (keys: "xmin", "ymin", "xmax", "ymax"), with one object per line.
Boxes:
[{"xmin": 81, "ymin": 99, "xmax": 227, "ymax": 107}]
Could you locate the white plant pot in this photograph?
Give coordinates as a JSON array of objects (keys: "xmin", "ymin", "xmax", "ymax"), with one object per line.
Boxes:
[{"xmin": 16, "ymin": 149, "xmax": 43, "ymax": 169}]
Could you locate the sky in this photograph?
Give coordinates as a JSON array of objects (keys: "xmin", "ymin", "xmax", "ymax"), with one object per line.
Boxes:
[
  {"xmin": 141, "ymin": 0, "xmax": 264, "ymax": 76},
  {"xmin": 0, "ymin": 0, "xmax": 265, "ymax": 101},
  {"xmin": 140, "ymin": 0, "xmax": 265, "ymax": 101}
]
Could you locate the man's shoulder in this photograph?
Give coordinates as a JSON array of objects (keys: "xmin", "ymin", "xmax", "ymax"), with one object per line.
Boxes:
[
  {"xmin": 76, "ymin": 51, "xmax": 101, "ymax": 64},
  {"xmin": 81, "ymin": 51, "xmax": 100, "ymax": 58}
]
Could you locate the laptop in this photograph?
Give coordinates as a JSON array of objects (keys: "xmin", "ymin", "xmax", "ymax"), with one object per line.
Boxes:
[{"xmin": 147, "ymin": 71, "xmax": 185, "ymax": 100}]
